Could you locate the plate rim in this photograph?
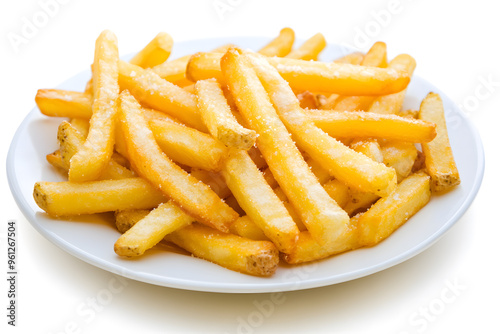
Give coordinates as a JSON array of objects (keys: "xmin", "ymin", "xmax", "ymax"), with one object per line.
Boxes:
[{"xmin": 7, "ymin": 36, "xmax": 485, "ymax": 293}]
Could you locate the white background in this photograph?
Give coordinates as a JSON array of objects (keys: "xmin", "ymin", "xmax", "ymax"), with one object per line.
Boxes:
[{"xmin": 1, "ymin": 0, "xmax": 498, "ymax": 333}]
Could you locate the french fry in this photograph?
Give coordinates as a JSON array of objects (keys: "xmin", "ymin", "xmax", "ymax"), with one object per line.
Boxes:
[
  {"xmin": 221, "ymin": 48, "xmax": 349, "ymax": 245},
  {"xmin": 320, "ymin": 52, "xmax": 365, "ymax": 110},
  {"xmin": 308, "ymin": 110, "xmax": 437, "ymax": 143},
  {"xmin": 57, "ymin": 121, "xmax": 135, "ymax": 180},
  {"xmin": 332, "ymin": 42, "xmax": 388, "ymax": 111},
  {"xmin": 190, "ymin": 169, "xmax": 231, "ymax": 199},
  {"xmin": 35, "ymin": 89, "xmax": 92, "ymax": 118},
  {"xmin": 358, "ymin": 172, "xmax": 431, "ymax": 246},
  {"xmin": 297, "ymin": 91, "xmax": 319, "ymax": 109},
  {"xmin": 114, "ymin": 201, "xmax": 194, "ymax": 257},
  {"xmin": 46, "ymin": 150, "xmax": 67, "ymax": 172},
  {"xmin": 187, "ymin": 52, "xmax": 411, "ymax": 95},
  {"xmin": 129, "ymin": 32, "xmax": 173, "ymax": 69},
  {"xmin": 229, "ymin": 216, "xmax": 270, "ymax": 241},
  {"xmin": 115, "ymin": 211, "xmax": 278, "ymax": 276},
  {"xmin": 368, "ymin": 54, "xmax": 417, "ymax": 114},
  {"xmin": 221, "ymin": 149, "xmax": 299, "ymax": 253},
  {"xmin": 282, "ymin": 216, "xmax": 360, "ymax": 264},
  {"xmin": 149, "ymin": 118, "xmax": 228, "ymax": 171},
  {"xmin": 69, "ymin": 118, "xmax": 90, "ymax": 138},
  {"xmin": 419, "ymin": 92, "xmax": 460, "ymax": 192},
  {"xmin": 166, "ymin": 223, "xmax": 279, "ymax": 276},
  {"xmin": 323, "ymin": 179, "xmax": 351, "ymax": 208},
  {"xmin": 33, "ymin": 178, "xmax": 166, "ymax": 217},
  {"xmin": 350, "ymin": 139, "xmax": 384, "ymax": 163},
  {"xmin": 246, "ymin": 52, "xmax": 397, "ymax": 197},
  {"xmin": 118, "ymin": 60, "xmax": 207, "ymax": 132},
  {"xmin": 285, "ymin": 33, "xmax": 326, "ymax": 60},
  {"xmin": 118, "ymin": 90, "xmax": 238, "ymax": 232},
  {"xmin": 150, "ymin": 54, "xmax": 192, "ymax": 82},
  {"xmin": 195, "ymin": 78, "xmax": 257, "ymax": 149},
  {"xmin": 380, "ymin": 141, "xmax": 418, "ymax": 182},
  {"xmin": 69, "ymin": 30, "xmax": 119, "ymax": 182},
  {"xmin": 258, "ymin": 27, "xmax": 295, "ymax": 57}
]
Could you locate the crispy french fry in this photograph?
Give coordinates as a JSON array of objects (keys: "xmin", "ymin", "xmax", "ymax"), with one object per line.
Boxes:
[
  {"xmin": 323, "ymin": 179, "xmax": 351, "ymax": 208},
  {"xmin": 166, "ymin": 223, "xmax": 279, "ymax": 276},
  {"xmin": 246, "ymin": 52, "xmax": 397, "ymax": 197},
  {"xmin": 320, "ymin": 52, "xmax": 365, "ymax": 110},
  {"xmin": 332, "ymin": 42, "xmax": 388, "ymax": 111},
  {"xmin": 221, "ymin": 48, "xmax": 349, "ymax": 245},
  {"xmin": 69, "ymin": 118, "xmax": 90, "ymax": 138},
  {"xmin": 308, "ymin": 110, "xmax": 437, "ymax": 143},
  {"xmin": 57, "ymin": 121, "xmax": 135, "ymax": 180},
  {"xmin": 285, "ymin": 33, "xmax": 326, "ymax": 60},
  {"xmin": 368, "ymin": 54, "xmax": 417, "ymax": 114},
  {"xmin": 221, "ymin": 149, "xmax": 299, "ymax": 253},
  {"xmin": 419, "ymin": 93, "xmax": 460, "ymax": 192},
  {"xmin": 358, "ymin": 172, "xmax": 431, "ymax": 246},
  {"xmin": 350, "ymin": 139, "xmax": 384, "ymax": 163},
  {"xmin": 114, "ymin": 201, "xmax": 194, "ymax": 257},
  {"xmin": 258, "ymin": 27, "xmax": 295, "ymax": 57},
  {"xmin": 118, "ymin": 90, "xmax": 238, "ymax": 232},
  {"xmin": 35, "ymin": 89, "xmax": 92, "ymax": 118},
  {"xmin": 283, "ymin": 216, "xmax": 360, "ymax": 264},
  {"xmin": 150, "ymin": 54, "xmax": 191, "ymax": 82},
  {"xmin": 129, "ymin": 32, "xmax": 173, "ymax": 69},
  {"xmin": 46, "ymin": 150, "xmax": 67, "ymax": 172},
  {"xmin": 149, "ymin": 118, "xmax": 228, "ymax": 171},
  {"xmin": 380, "ymin": 141, "xmax": 418, "ymax": 182},
  {"xmin": 118, "ymin": 60, "xmax": 207, "ymax": 131},
  {"xmin": 33, "ymin": 178, "xmax": 166, "ymax": 217},
  {"xmin": 115, "ymin": 209, "xmax": 150, "ymax": 234},
  {"xmin": 195, "ymin": 78, "xmax": 257, "ymax": 149},
  {"xmin": 187, "ymin": 52, "xmax": 411, "ymax": 95},
  {"xmin": 190, "ymin": 169, "xmax": 231, "ymax": 199},
  {"xmin": 69, "ymin": 30, "xmax": 119, "ymax": 182},
  {"xmin": 229, "ymin": 216, "xmax": 270, "ymax": 241}
]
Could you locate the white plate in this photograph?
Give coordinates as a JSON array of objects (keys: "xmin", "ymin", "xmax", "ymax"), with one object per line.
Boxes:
[{"xmin": 7, "ymin": 37, "xmax": 484, "ymax": 293}]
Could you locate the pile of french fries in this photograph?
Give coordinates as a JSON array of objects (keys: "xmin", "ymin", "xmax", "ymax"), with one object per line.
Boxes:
[{"xmin": 33, "ymin": 28, "xmax": 460, "ymax": 277}]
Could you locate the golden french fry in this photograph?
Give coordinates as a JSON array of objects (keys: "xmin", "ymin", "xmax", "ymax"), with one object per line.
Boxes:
[
  {"xmin": 323, "ymin": 179, "xmax": 351, "ymax": 208},
  {"xmin": 380, "ymin": 141, "xmax": 418, "ymax": 182},
  {"xmin": 150, "ymin": 54, "xmax": 191, "ymax": 82},
  {"xmin": 321, "ymin": 52, "xmax": 365, "ymax": 109},
  {"xmin": 187, "ymin": 51, "xmax": 411, "ymax": 95},
  {"xmin": 285, "ymin": 33, "xmax": 326, "ymax": 60},
  {"xmin": 246, "ymin": 52, "xmax": 397, "ymax": 197},
  {"xmin": 118, "ymin": 60, "xmax": 207, "ymax": 132},
  {"xmin": 149, "ymin": 118, "xmax": 228, "ymax": 171},
  {"xmin": 229, "ymin": 216, "xmax": 269, "ymax": 241},
  {"xmin": 350, "ymin": 139, "xmax": 384, "ymax": 163},
  {"xmin": 282, "ymin": 216, "xmax": 360, "ymax": 264},
  {"xmin": 419, "ymin": 92, "xmax": 460, "ymax": 192},
  {"xmin": 166, "ymin": 223, "xmax": 279, "ymax": 277},
  {"xmin": 114, "ymin": 201, "xmax": 194, "ymax": 257},
  {"xmin": 258, "ymin": 27, "xmax": 295, "ymax": 57},
  {"xmin": 308, "ymin": 110, "xmax": 437, "ymax": 143},
  {"xmin": 36, "ymin": 89, "xmax": 92, "ymax": 118},
  {"xmin": 195, "ymin": 78, "xmax": 257, "ymax": 149},
  {"xmin": 190, "ymin": 169, "xmax": 231, "ymax": 199},
  {"xmin": 115, "ymin": 209, "xmax": 150, "ymax": 234},
  {"xmin": 33, "ymin": 178, "xmax": 166, "ymax": 217},
  {"xmin": 118, "ymin": 90, "xmax": 238, "ymax": 232},
  {"xmin": 69, "ymin": 118, "xmax": 90, "ymax": 138},
  {"xmin": 369, "ymin": 54, "xmax": 417, "ymax": 114},
  {"xmin": 57, "ymin": 121, "xmax": 135, "ymax": 180},
  {"xmin": 221, "ymin": 149, "xmax": 299, "ymax": 253},
  {"xmin": 332, "ymin": 42, "xmax": 388, "ymax": 111},
  {"xmin": 69, "ymin": 30, "xmax": 119, "ymax": 182},
  {"xmin": 46, "ymin": 150, "xmax": 67, "ymax": 172},
  {"xmin": 129, "ymin": 32, "xmax": 173, "ymax": 68},
  {"xmin": 221, "ymin": 48, "xmax": 349, "ymax": 245},
  {"xmin": 358, "ymin": 172, "xmax": 431, "ymax": 246}
]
